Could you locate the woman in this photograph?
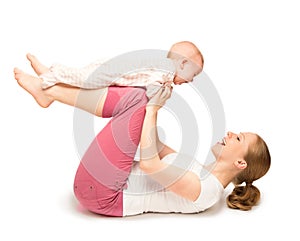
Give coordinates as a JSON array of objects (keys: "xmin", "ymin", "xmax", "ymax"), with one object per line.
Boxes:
[{"xmin": 14, "ymin": 55, "xmax": 271, "ymax": 216}]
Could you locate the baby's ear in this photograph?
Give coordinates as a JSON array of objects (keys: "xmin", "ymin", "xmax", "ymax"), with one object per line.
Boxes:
[
  {"xmin": 234, "ymin": 159, "xmax": 247, "ymax": 170},
  {"xmin": 180, "ymin": 58, "xmax": 188, "ymax": 68},
  {"xmin": 181, "ymin": 58, "xmax": 188, "ymax": 64}
]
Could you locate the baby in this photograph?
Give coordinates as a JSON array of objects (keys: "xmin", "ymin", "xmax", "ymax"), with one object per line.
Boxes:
[{"xmin": 32, "ymin": 41, "xmax": 204, "ymax": 98}]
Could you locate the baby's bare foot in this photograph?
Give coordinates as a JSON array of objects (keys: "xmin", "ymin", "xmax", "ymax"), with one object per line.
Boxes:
[
  {"xmin": 26, "ymin": 53, "xmax": 49, "ymax": 76},
  {"xmin": 14, "ymin": 68, "xmax": 53, "ymax": 108}
]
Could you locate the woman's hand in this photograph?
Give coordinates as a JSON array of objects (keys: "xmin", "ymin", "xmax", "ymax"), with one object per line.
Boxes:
[{"xmin": 146, "ymin": 84, "xmax": 172, "ymax": 112}]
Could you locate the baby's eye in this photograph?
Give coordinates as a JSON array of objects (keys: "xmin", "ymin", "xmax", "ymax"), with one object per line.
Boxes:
[{"xmin": 237, "ymin": 136, "xmax": 240, "ymax": 141}]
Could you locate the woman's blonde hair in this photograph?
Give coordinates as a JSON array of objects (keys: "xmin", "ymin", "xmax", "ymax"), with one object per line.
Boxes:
[{"xmin": 227, "ymin": 134, "xmax": 271, "ymax": 211}]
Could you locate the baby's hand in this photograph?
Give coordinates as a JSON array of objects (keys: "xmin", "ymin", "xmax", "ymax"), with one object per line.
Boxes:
[
  {"xmin": 156, "ymin": 74, "xmax": 172, "ymax": 85},
  {"xmin": 163, "ymin": 81, "xmax": 173, "ymax": 88},
  {"xmin": 162, "ymin": 74, "xmax": 173, "ymax": 85}
]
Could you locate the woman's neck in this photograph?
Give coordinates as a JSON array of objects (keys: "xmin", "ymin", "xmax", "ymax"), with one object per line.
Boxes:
[{"xmin": 206, "ymin": 160, "xmax": 238, "ymax": 188}]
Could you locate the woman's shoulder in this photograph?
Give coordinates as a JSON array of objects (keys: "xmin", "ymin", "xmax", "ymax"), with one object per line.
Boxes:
[
  {"xmin": 160, "ymin": 152, "xmax": 224, "ymax": 210},
  {"xmin": 193, "ymin": 166, "xmax": 224, "ymax": 209}
]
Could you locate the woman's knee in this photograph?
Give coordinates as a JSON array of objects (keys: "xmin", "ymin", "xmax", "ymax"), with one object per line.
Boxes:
[
  {"xmin": 108, "ymin": 87, "xmax": 148, "ymax": 117},
  {"xmin": 129, "ymin": 87, "xmax": 148, "ymax": 107}
]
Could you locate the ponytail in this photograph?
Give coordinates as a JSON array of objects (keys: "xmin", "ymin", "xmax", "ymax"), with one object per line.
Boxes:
[
  {"xmin": 226, "ymin": 182, "xmax": 260, "ymax": 211},
  {"xmin": 227, "ymin": 134, "xmax": 270, "ymax": 211}
]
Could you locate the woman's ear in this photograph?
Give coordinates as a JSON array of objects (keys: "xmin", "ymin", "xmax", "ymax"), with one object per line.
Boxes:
[{"xmin": 234, "ymin": 159, "xmax": 247, "ymax": 170}]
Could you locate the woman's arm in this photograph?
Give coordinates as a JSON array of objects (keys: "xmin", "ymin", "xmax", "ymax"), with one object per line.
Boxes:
[
  {"xmin": 139, "ymin": 88, "xmax": 201, "ymax": 201},
  {"xmin": 139, "ymin": 108, "xmax": 167, "ymax": 172},
  {"xmin": 156, "ymin": 137, "xmax": 177, "ymax": 159}
]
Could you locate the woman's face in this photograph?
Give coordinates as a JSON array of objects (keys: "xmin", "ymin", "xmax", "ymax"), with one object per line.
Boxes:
[{"xmin": 211, "ymin": 132, "xmax": 257, "ymax": 161}]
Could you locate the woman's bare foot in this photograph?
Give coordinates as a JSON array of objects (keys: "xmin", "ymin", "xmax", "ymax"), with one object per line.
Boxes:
[
  {"xmin": 14, "ymin": 68, "xmax": 54, "ymax": 108},
  {"xmin": 26, "ymin": 53, "xmax": 49, "ymax": 76}
]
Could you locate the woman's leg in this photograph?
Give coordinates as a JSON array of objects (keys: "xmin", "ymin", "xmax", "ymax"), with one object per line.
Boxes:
[
  {"xmin": 74, "ymin": 86, "xmax": 148, "ymax": 216},
  {"xmin": 14, "ymin": 68, "xmax": 107, "ymax": 116}
]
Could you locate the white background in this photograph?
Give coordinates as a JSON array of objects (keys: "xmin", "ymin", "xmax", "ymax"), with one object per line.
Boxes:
[{"xmin": 1, "ymin": 0, "xmax": 299, "ymax": 240}]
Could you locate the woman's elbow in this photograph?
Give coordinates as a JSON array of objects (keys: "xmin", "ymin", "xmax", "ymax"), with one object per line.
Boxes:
[
  {"xmin": 139, "ymin": 160, "xmax": 150, "ymax": 172},
  {"xmin": 139, "ymin": 159, "xmax": 157, "ymax": 173}
]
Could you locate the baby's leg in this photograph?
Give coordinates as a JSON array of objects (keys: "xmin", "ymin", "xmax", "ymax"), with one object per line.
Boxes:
[
  {"xmin": 26, "ymin": 53, "xmax": 102, "ymax": 89},
  {"xmin": 14, "ymin": 68, "xmax": 107, "ymax": 116}
]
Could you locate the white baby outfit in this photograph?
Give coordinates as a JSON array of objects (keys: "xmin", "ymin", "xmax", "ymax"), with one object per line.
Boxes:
[{"xmin": 40, "ymin": 57, "xmax": 176, "ymax": 98}]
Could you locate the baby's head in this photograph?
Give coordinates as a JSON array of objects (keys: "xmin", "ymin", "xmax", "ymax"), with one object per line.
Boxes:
[{"xmin": 167, "ymin": 41, "xmax": 204, "ymax": 85}]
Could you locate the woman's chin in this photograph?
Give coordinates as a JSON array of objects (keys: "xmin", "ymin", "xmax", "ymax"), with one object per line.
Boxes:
[{"xmin": 211, "ymin": 143, "xmax": 223, "ymax": 159}]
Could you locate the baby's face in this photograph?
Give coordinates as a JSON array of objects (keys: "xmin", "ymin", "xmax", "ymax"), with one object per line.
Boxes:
[{"xmin": 173, "ymin": 59, "xmax": 202, "ymax": 85}]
